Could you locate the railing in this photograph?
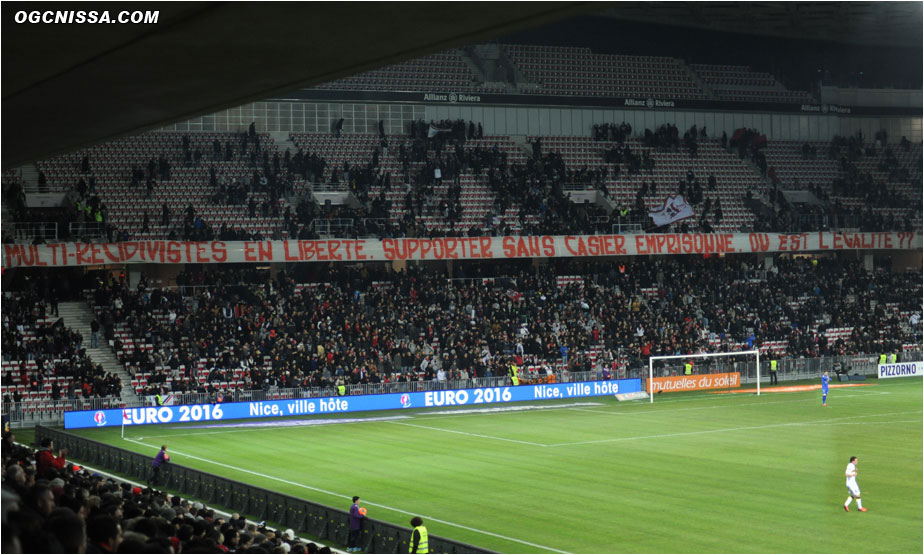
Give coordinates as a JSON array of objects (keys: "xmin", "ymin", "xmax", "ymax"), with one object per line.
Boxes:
[
  {"xmin": 309, "ymin": 218, "xmax": 354, "ymax": 235},
  {"xmin": 790, "ymin": 213, "xmax": 862, "ymax": 232},
  {"xmin": 4, "ymin": 396, "xmax": 125, "ymax": 423},
  {"xmin": 295, "ymin": 181, "xmax": 350, "ymax": 193},
  {"xmin": 69, "ymin": 221, "xmax": 107, "ymax": 239},
  {"xmin": 7, "ymin": 221, "xmax": 58, "ymax": 243},
  {"xmin": 562, "ymin": 182, "xmax": 597, "ymax": 191},
  {"xmin": 362, "ymin": 217, "xmax": 392, "ymax": 230},
  {"xmin": 6, "ymin": 353, "xmax": 920, "ymax": 425},
  {"xmin": 653, "ymin": 352, "xmax": 919, "ymax": 383},
  {"xmin": 611, "ymin": 220, "xmax": 644, "ymax": 234}
]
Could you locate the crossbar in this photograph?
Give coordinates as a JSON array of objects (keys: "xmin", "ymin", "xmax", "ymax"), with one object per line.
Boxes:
[{"xmin": 648, "ymin": 350, "xmax": 761, "ymax": 403}]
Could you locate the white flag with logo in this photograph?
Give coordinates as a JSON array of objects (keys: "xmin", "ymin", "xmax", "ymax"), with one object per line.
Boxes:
[
  {"xmin": 648, "ymin": 195, "xmax": 694, "ymax": 226},
  {"xmin": 428, "ymin": 124, "xmax": 450, "ymax": 139}
]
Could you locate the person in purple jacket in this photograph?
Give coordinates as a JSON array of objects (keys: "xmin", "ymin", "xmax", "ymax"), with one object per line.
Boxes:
[
  {"xmin": 151, "ymin": 445, "xmax": 169, "ymax": 486},
  {"xmin": 347, "ymin": 495, "xmax": 365, "ymax": 552}
]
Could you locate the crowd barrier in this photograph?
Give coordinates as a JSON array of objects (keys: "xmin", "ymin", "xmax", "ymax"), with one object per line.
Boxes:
[{"xmin": 34, "ymin": 425, "xmax": 494, "ymax": 554}]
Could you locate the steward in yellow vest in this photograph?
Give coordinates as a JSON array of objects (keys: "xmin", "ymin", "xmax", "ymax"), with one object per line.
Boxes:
[{"xmin": 409, "ymin": 517, "xmax": 428, "ymax": 554}]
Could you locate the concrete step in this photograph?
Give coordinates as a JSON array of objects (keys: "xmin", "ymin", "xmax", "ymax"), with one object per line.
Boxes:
[{"xmin": 54, "ymin": 301, "xmax": 142, "ymax": 405}]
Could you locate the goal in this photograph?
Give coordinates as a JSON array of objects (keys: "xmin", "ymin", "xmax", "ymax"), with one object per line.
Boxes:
[{"xmin": 647, "ymin": 350, "xmax": 761, "ymax": 403}]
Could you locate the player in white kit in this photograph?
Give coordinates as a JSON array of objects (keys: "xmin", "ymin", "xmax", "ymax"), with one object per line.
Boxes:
[{"xmin": 843, "ymin": 456, "xmax": 867, "ymax": 512}]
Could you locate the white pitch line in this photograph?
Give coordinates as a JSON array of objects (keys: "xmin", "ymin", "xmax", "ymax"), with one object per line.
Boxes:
[
  {"xmin": 385, "ymin": 421, "xmax": 549, "ymax": 447},
  {"xmin": 122, "ymin": 438, "xmax": 568, "ymax": 554},
  {"xmin": 547, "ymin": 410, "xmax": 923, "ymax": 447},
  {"xmin": 807, "ymin": 420, "xmax": 920, "ymax": 426},
  {"xmin": 564, "ymin": 390, "xmax": 888, "ymax": 417},
  {"xmin": 140, "ymin": 429, "xmax": 269, "ymax": 440}
]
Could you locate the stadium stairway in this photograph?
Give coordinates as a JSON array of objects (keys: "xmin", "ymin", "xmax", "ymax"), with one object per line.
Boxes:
[
  {"xmin": 56, "ymin": 301, "xmax": 141, "ymax": 405},
  {"xmin": 269, "ymin": 131, "xmax": 298, "ymax": 154},
  {"xmin": 509, "ymin": 135, "xmax": 533, "ymax": 159},
  {"xmin": 459, "ymin": 46, "xmax": 488, "ymax": 83},
  {"xmin": 683, "ymin": 63, "xmax": 715, "ymax": 99},
  {"xmin": 17, "ymin": 163, "xmax": 40, "ymax": 192}
]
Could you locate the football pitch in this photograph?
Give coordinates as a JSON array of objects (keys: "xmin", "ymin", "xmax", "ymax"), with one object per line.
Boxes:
[{"xmin": 68, "ymin": 378, "xmax": 922, "ymax": 554}]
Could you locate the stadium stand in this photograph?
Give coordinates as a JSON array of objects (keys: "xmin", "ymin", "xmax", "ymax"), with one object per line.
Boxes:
[
  {"xmin": 301, "ymin": 43, "xmax": 815, "ymax": 104},
  {"xmin": 290, "ymin": 124, "xmax": 544, "ymax": 236},
  {"xmin": 4, "ymin": 8, "xmax": 921, "ymax": 554},
  {"xmin": 1, "ymin": 290, "xmax": 123, "ymax": 419},
  {"xmin": 759, "ymin": 135, "xmax": 923, "ymax": 232},
  {"xmin": 62, "ymin": 256, "xmax": 922, "ymax": 400},
  {"xmin": 12, "ymin": 125, "xmax": 921, "ymax": 243},
  {"xmin": 3, "ymin": 41, "xmax": 920, "ymax": 419},
  {"xmin": 503, "ymin": 44, "xmax": 707, "ymax": 99},
  {"xmin": 689, "ymin": 63, "xmax": 814, "ymax": 104},
  {"xmin": 314, "ymin": 49, "xmax": 504, "ymax": 93},
  {"xmin": 34, "ymin": 130, "xmax": 290, "ymax": 241},
  {"xmin": 542, "ymin": 132, "xmax": 763, "ymax": 233}
]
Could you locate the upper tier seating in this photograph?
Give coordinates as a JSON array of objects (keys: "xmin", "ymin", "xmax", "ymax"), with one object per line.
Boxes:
[
  {"xmin": 763, "ymin": 139, "xmax": 922, "ymax": 230},
  {"xmin": 503, "ymin": 44, "xmax": 707, "ymax": 100},
  {"xmin": 22, "ymin": 127, "xmax": 919, "ymax": 241},
  {"xmin": 314, "ymin": 49, "xmax": 504, "ymax": 93},
  {"xmin": 690, "ymin": 63, "xmax": 814, "ymax": 104},
  {"xmin": 36, "ymin": 131, "xmax": 289, "ymax": 240},
  {"xmin": 290, "ymin": 132, "xmax": 536, "ymax": 234},
  {"xmin": 541, "ymin": 135, "xmax": 763, "ymax": 233}
]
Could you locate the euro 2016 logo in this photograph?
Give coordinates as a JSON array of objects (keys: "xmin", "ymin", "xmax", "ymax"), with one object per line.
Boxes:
[
  {"xmin": 93, "ymin": 411, "xmax": 107, "ymax": 426},
  {"xmin": 400, "ymin": 394, "xmax": 412, "ymax": 408}
]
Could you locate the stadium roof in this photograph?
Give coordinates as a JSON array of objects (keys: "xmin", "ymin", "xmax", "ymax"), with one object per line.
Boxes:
[
  {"xmin": 2, "ymin": 2, "xmax": 590, "ymax": 167},
  {"xmin": 3, "ymin": 2, "xmax": 921, "ymax": 168},
  {"xmin": 598, "ymin": 2, "xmax": 923, "ymax": 48}
]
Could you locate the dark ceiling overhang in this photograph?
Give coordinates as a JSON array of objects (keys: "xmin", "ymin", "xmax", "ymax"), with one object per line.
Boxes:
[
  {"xmin": 2, "ymin": 1, "xmax": 591, "ymax": 167},
  {"xmin": 598, "ymin": 1, "xmax": 923, "ymax": 48},
  {"xmin": 4, "ymin": 2, "xmax": 921, "ymax": 169}
]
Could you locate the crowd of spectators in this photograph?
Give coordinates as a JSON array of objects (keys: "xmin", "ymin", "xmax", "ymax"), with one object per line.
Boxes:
[
  {"xmin": 80, "ymin": 255, "xmax": 920, "ymax": 398},
  {"xmin": 752, "ymin": 131, "xmax": 920, "ymax": 233},
  {"xmin": 12, "ymin": 119, "xmax": 917, "ymax": 246},
  {"xmin": 2, "ymin": 169, "xmax": 131, "ymax": 245},
  {"xmin": 1, "ymin": 287, "xmax": 123, "ymax": 404},
  {"xmin": 592, "ymin": 122, "xmax": 632, "ymax": 143},
  {"xmin": 2, "ymin": 432, "xmax": 332, "ymax": 553}
]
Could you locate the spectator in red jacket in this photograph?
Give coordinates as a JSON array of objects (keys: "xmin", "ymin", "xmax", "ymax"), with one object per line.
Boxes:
[{"xmin": 36, "ymin": 438, "xmax": 68, "ymax": 478}]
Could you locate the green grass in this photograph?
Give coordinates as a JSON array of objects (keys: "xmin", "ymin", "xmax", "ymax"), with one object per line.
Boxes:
[{"xmin": 64, "ymin": 379, "xmax": 922, "ymax": 553}]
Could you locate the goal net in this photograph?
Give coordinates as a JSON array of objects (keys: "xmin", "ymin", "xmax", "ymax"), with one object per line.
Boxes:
[{"xmin": 647, "ymin": 350, "xmax": 760, "ymax": 403}]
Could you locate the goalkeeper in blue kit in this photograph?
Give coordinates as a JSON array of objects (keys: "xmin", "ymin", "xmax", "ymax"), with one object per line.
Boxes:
[{"xmin": 822, "ymin": 371, "xmax": 830, "ymax": 406}]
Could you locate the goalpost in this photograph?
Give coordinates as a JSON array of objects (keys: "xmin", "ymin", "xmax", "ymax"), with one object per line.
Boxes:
[{"xmin": 647, "ymin": 350, "xmax": 760, "ymax": 403}]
